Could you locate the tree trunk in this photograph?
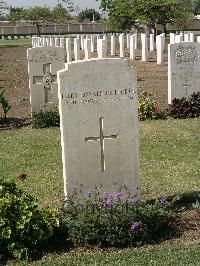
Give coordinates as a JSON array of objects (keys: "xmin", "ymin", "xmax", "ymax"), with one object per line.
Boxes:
[
  {"xmin": 153, "ymin": 24, "xmax": 157, "ymax": 39},
  {"xmin": 163, "ymin": 24, "xmax": 167, "ymax": 35},
  {"xmin": 36, "ymin": 23, "xmax": 41, "ymax": 36}
]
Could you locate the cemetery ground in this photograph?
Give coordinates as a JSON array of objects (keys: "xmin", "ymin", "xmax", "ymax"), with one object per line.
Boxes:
[{"xmin": 0, "ymin": 42, "xmax": 199, "ymax": 265}]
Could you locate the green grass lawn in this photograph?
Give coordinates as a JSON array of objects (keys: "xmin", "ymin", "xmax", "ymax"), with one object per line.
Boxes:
[
  {"xmin": 0, "ymin": 118, "xmax": 200, "ymax": 265},
  {"xmin": 7, "ymin": 243, "xmax": 200, "ymax": 266},
  {"xmin": 0, "ymin": 39, "xmax": 32, "ymax": 47}
]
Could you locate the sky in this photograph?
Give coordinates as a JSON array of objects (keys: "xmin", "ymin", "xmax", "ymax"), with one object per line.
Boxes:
[{"xmin": 4, "ymin": 0, "xmax": 100, "ymax": 11}]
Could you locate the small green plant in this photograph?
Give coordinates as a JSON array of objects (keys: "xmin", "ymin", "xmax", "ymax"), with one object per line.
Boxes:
[
  {"xmin": 32, "ymin": 107, "xmax": 60, "ymax": 128},
  {"xmin": 61, "ymin": 187, "xmax": 179, "ymax": 247},
  {"xmin": 0, "ymin": 89, "xmax": 11, "ymax": 119},
  {"xmin": 138, "ymin": 90, "xmax": 168, "ymax": 121},
  {"xmin": 192, "ymin": 199, "xmax": 200, "ymax": 211},
  {"xmin": 168, "ymin": 92, "xmax": 200, "ymax": 119},
  {"xmin": 191, "ymin": 194, "xmax": 200, "ymax": 211},
  {"xmin": 0, "ymin": 179, "xmax": 59, "ymax": 260}
]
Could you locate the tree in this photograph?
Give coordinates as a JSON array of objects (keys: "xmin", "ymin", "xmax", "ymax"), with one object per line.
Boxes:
[
  {"xmin": 137, "ymin": 0, "xmax": 192, "ymax": 34},
  {"xmin": 0, "ymin": 0, "xmax": 7, "ymax": 12},
  {"xmin": 99, "ymin": 0, "xmax": 192, "ymax": 33},
  {"xmin": 100, "ymin": 0, "xmax": 140, "ymax": 30},
  {"xmin": 0, "ymin": 1, "xmax": 8, "ymax": 20},
  {"xmin": 187, "ymin": 0, "xmax": 200, "ymax": 15},
  {"xmin": 78, "ymin": 8, "xmax": 101, "ymax": 22},
  {"xmin": 8, "ymin": 5, "xmax": 72, "ymax": 36},
  {"xmin": 50, "ymin": 4, "xmax": 72, "ymax": 23}
]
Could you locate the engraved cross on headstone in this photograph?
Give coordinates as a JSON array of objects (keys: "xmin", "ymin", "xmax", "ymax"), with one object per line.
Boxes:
[
  {"xmin": 182, "ymin": 79, "xmax": 192, "ymax": 97},
  {"xmin": 33, "ymin": 63, "xmax": 57, "ymax": 103},
  {"xmin": 85, "ymin": 117, "xmax": 118, "ymax": 172}
]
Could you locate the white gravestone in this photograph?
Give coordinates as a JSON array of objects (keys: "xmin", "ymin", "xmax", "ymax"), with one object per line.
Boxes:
[
  {"xmin": 156, "ymin": 34, "xmax": 164, "ymax": 65},
  {"xmin": 150, "ymin": 34, "xmax": 154, "ymax": 51},
  {"xmin": 134, "ymin": 34, "xmax": 137, "ymax": 49},
  {"xmin": 66, "ymin": 38, "xmax": 72, "ymax": 63},
  {"xmin": 127, "ymin": 34, "xmax": 130, "ymax": 49},
  {"xmin": 168, "ymin": 42, "xmax": 200, "ymax": 104},
  {"xmin": 97, "ymin": 39, "xmax": 106, "ymax": 59},
  {"xmin": 141, "ymin": 34, "xmax": 148, "ymax": 62},
  {"xmin": 58, "ymin": 58, "xmax": 140, "ymax": 198},
  {"xmin": 189, "ymin": 32, "xmax": 194, "ymax": 42},
  {"xmin": 175, "ymin": 34, "xmax": 183, "ymax": 43},
  {"xmin": 103, "ymin": 35, "xmax": 108, "ymax": 54},
  {"xmin": 130, "ymin": 35, "xmax": 136, "ymax": 60},
  {"xmin": 84, "ymin": 38, "xmax": 91, "ymax": 60},
  {"xmin": 74, "ymin": 38, "xmax": 80, "ymax": 61},
  {"xmin": 170, "ymin": 33, "xmax": 175, "ymax": 44},
  {"xmin": 111, "ymin": 35, "xmax": 115, "ymax": 56},
  {"xmin": 119, "ymin": 34, "xmax": 125, "ymax": 58},
  {"xmin": 91, "ymin": 35, "xmax": 95, "ymax": 52},
  {"xmin": 27, "ymin": 47, "xmax": 65, "ymax": 113}
]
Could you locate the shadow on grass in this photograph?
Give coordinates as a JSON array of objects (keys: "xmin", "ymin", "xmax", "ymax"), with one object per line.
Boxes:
[{"xmin": 0, "ymin": 117, "xmax": 31, "ymax": 130}]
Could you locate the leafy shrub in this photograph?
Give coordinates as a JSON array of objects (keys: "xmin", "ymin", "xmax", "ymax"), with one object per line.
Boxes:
[
  {"xmin": 0, "ymin": 89, "xmax": 11, "ymax": 119},
  {"xmin": 61, "ymin": 188, "xmax": 179, "ymax": 247},
  {"xmin": 32, "ymin": 108, "xmax": 60, "ymax": 128},
  {"xmin": 0, "ymin": 179, "xmax": 59, "ymax": 260},
  {"xmin": 138, "ymin": 90, "xmax": 168, "ymax": 121},
  {"xmin": 168, "ymin": 92, "xmax": 200, "ymax": 119}
]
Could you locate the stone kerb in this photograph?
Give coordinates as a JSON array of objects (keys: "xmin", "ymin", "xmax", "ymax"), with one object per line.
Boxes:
[
  {"xmin": 58, "ymin": 58, "xmax": 140, "ymax": 198},
  {"xmin": 168, "ymin": 42, "xmax": 200, "ymax": 104},
  {"xmin": 27, "ymin": 46, "xmax": 65, "ymax": 114}
]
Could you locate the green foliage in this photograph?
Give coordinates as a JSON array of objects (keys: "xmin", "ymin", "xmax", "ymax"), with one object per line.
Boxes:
[
  {"xmin": 168, "ymin": 92, "xmax": 200, "ymax": 119},
  {"xmin": 61, "ymin": 188, "xmax": 179, "ymax": 247},
  {"xmin": 32, "ymin": 108, "xmax": 60, "ymax": 128},
  {"xmin": 0, "ymin": 179, "xmax": 59, "ymax": 260},
  {"xmin": 99, "ymin": 0, "xmax": 192, "ymax": 32},
  {"xmin": 100, "ymin": 0, "xmax": 137, "ymax": 30},
  {"xmin": 0, "ymin": 89, "xmax": 11, "ymax": 119},
  {"xmin": 78, "ymin": 8, "xmax": 101, "ymax": 22},
  {"xmin": 8, "ymin": 6, "xmax": 24, "ymax": 21},
  {"xmin": 50, "ymin": 4, "xmax": 72, "ymax": 23},
  {"xmin": 137, "ymin": 0, "xmax": 191, "ymax": 33},
  {"xmin": 138, "ymin": 90, "xmax": 168, "ymax": 121},
  {"xmin": 192, "ymin": 198, "xmax": 200, "ymax": 211}
]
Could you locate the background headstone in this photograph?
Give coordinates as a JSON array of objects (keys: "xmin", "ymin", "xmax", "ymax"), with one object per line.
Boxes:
[
  {"xmin": 58, "ymin": 58, "xmax": 140, "ymax": 198},
  {"xmin": 27, "ymin": 47, "xmax": 65, "ymax": 113},
  {"xmin": 168, "ymin": 42, "xmax": 200, "ymax": 104}
]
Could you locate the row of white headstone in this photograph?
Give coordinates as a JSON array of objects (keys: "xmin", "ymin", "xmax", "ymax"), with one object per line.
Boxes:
[
  {"xmin": 32, "ymin": 33, "xmax": 166, "ymax": 65},
  {"xmin": 27, "ymin": 41, "xmax": 200, "ymax": 114},
  {"xmin": 169, "ymin": 32, "xmax": 200, "ymax": 44}
]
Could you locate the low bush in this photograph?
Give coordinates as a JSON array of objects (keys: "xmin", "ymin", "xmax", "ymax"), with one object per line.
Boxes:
[
  {"xmin": 138, "ymin": 90, "xmax": 168, "ymax": 121},
  {"xmin": 0, "ymin": 179, "xmax": 59, "ymax": 260},
  {"xmin": 0, "ymin": 89, "xmax": 11, "ymax": 119},
  {"xmin": 32, "ymin": 108, "xmax": 60, "ymax": 128},
  {"xmin": 168, "ymin": 92, "xmax": 200, "ymax": 119},
  {"xmin": 61, "ymin": 188, "xmax": 180, "ymax": 247}
]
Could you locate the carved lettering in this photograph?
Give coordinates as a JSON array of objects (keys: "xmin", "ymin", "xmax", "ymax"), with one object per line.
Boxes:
[{"xmin": 64, "ymin": 88, "xmax": 136, "ymax": 105}]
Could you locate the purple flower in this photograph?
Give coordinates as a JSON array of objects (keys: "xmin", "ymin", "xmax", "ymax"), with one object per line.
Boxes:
[
  {"xmin": 100, "ymin": 195, "xmax": 114, "ymax": 208},
  {"xmin": 114, "ymin": 192, "xmax": 123, "ymax": 202},
  {"xmin": 134, "ymin": 196, "xmax": 141, "ymax": 204},
  {"xmin": 131, "ymin": 222, "xmax": 139, "ymax": 231},
  {"xmin": 87, "ymin": 191, "xmax": 92, "ymax": 197},
  {"xmin": 108, "ymin": 196, "xmax": 113, "ymax": 205},
  {"xmin": 160, "ymin": 197, "xmax": 167, "ymax": 205}
]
